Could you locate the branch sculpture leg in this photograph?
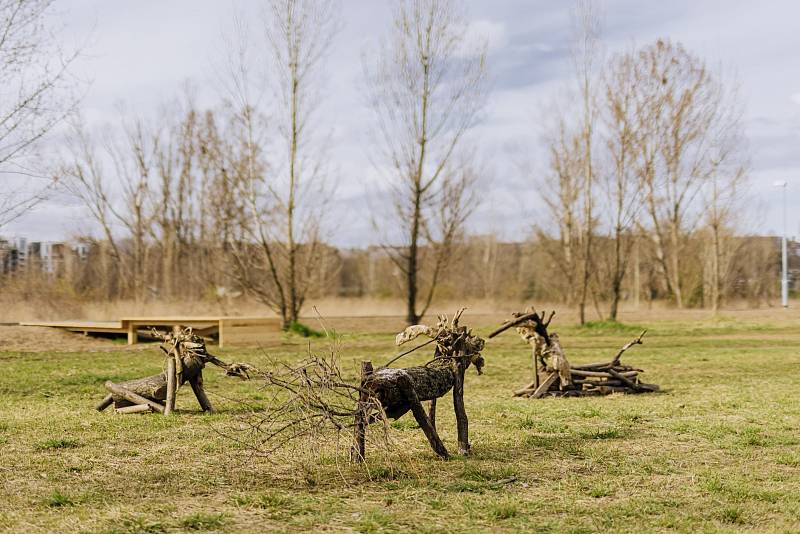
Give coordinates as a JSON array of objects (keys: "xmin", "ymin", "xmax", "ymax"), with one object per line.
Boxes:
[
  {"xmin": 408, "ymin": 398, "xmax": 448, "ymax": 459},
  {"xmin": 95, "ymin": 394, "xmax": 113, "ymax": 412},
  {"xmin": 428, "ymin": 398, "xmax": 437, "ymax": 431},
  {"xmin": 189, "ymin": 373, "xmax": 213, "ymax": 413},
  {"xmin": 351, "ymin": 361, "xmax": 373, "ymax": 463},
  {"xmin": 104, "ymin": 381, "xmax": 165, "ymax": 413},
  {"xmin": 453, "ymin": 365, "xmax": 470, "ymax": 455},
  {"xmin": 165, "ymin": 356, "xmax": 177, "ymax": 416}
]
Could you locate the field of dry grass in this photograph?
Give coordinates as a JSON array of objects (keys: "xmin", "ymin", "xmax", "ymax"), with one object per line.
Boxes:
[{"xmin": 2, "ymin": 306, "xmax": 800, "ymax": 532}]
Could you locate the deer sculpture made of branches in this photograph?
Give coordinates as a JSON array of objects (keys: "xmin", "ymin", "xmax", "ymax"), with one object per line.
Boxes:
[
  {"xmin": 96, "ymin": 326, "xmax": 253, "ymax": 415},
  {"xmin": 352, "ymin": 308, "xmax": 486, "ymax": 461}
]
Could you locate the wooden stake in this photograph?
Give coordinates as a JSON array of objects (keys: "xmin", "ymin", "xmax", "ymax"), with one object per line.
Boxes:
[
  {"xmin": 165, "ymin": 355, "xmax": 177, "ymax": 416},
  {"xmin": 350, "ymin": 360, "xmax": 373, "ymax": 463}
]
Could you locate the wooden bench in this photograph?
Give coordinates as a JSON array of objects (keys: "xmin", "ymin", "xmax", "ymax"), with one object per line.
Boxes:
[{"xmin": 21, "ymin": 317, "xmax": 283, "ymax": 348}]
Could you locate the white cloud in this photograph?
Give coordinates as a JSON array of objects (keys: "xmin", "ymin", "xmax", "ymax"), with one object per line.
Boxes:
[
  {"xmin": 791, "ymin": 92, "xmax": 800, "ymax": 106},
  {"xmin": 463, "ymin": 19, "xmax": 508, "ymax": 54}
]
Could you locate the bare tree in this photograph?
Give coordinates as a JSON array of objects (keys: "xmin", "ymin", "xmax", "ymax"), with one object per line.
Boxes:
[
  {"xmin": 61, "ymin": 119, "xmax": 125, "ymax": 300},
  {"xmin": 570, "ymin": 0, "xmax": 602, "ymax": 324},
  {"xmin": 0, "ymin": 0, "xmax": 79, "ymax": 228},
  {"xmin": 61, "ymin": 113, "xmax": 158, "ymax": 301},
  {"xmin": 600, "ymin": 50, "xmax": 642, "ymax": 320},
  {"xmin": 219, "ymin": 1, "xmax": 338, "ymax": 328},
  {"xmin": 701, "ymin": 97, "xmax": 748, "ymax": 313},
  {"xmin": 537, "ymin": 117, "xmax": 583, "ymax": 305},
  {"xmin": 366, "ymin": 0, "xmax": 487, "ymax": 325},
  {"xmin": 634, "ymin": 39, "xmax": 728, "ymax": 308}
]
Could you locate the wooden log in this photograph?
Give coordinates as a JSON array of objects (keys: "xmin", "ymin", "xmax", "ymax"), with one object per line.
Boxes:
[
  {"xmin": 569, "ymin": 369, "xmax": 638, "ymax": 378},
  {"xmin": 165, "ymin": 355, "xmax": 177, "ymax": 416},
  {"xmin": 104, "ymin": 381, "xmax": 165, "ymax": 413},
  {"xmin": 95, "ymin": 394, "xmax": 113, "ymax": 412},
  {"xmin": 350, "ymin": 361, "xmax": 373, "ymax": 463},
  {"xmin": 531, "ymin": 372, "xmax": 558, "ymax": 399},
  {"xmin": 574, "ymin": 379, "xmax": 623, "ymax": 386},
  {"xmin": 514, "ymin": 379, "xmax": 538, "ymax": 396},
  {"xmin": 115, "ymin": 404, "xmax": 152, "ymax": 414},
  {"xmin": 607, "ymin": 368, "xmax": 642, "ymax": 391},
  {"xmin": 112, "ymin": 374, "xmax": 168, "ymax": 408}
]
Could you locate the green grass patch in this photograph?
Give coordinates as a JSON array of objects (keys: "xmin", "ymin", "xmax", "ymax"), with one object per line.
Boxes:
[
  {"xmin": 575, "ymin": 320, "xmax": 645, "ymax": 334},
  {"xmin": 287, "ymin": 321, "xmax": 325, "ymax": 338},
  {"xmin": 180, "ymin": 513, "xmax": 226, "ymax": 531},
  {"xmin": 35, "ymin": 437, "xmax": 79, "ymax": 450},
  {"xmin": 44, "ymin": 490, "xmax": 74, "ymax": 507}
]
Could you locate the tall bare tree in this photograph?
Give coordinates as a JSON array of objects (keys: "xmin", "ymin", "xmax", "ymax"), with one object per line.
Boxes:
[
  {"xmin": 634, "ymin": 39, "xmax": 728, "ymax": 308},
  {"xmin": 62, "ymin": 113, "xmax": 158, "ymax": 301},
  {"xmin": 701, "ymin": 98, "xmax": 748, "ymax": 313},
  {"xmin": 219, "ymin": 1, "xmax": 338, "ymax": 328},
  {"xmin": 0, "ymin": 0, "xmax": 79, "ymax": 228},
  {"xmin": 537, "ymin": 116, "xmax": 583, "ymax": 305},
  {"xmin": 601, "ymin": 50, "xmax": 642, "ymax": 320},
  {"xmin": 571, "ymin": 0, "xmax": 602, "ymax": 324},
  {"xmin": 367, "ymin": 0, "xmax": 487, "ymax": 325}
]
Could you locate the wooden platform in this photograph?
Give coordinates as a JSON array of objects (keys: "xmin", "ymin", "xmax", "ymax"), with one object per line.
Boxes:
[{"xmin": 20, "ymin": 317, "xmax": 282, "ymax": 348}]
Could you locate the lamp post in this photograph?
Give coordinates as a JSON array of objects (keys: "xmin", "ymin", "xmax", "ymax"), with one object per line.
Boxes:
[{"xmin": 774, "ymin": 181, "xmax": 788, "ymax": 308}]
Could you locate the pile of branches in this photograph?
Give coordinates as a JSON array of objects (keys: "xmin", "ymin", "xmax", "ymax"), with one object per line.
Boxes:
[
  {"xmin": 231, "ymin": 341, "xmax": 392, "ymax": 459},
  {"xmin": 515, "ymin": 331, "xmax": 659, "ymax": 398},
  {"xmin": 233, "ymin": 309, "xmax": 486, "ymax": 462},
  {"xmin": 491, "ymin": 308, "xmax": 659, "ymax": 398}
]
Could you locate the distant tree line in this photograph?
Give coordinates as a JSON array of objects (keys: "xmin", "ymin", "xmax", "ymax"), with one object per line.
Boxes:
[{"xmin": 0, "ymin": 0, "xmax": 781, "ymax": 325}]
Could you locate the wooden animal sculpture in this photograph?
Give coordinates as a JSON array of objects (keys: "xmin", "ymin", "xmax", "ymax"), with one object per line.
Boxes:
[
  {"xmin": 95, "ymin": 326, "xmax": 252, "ymax": 415},
  {"xmin": 490, "ymin": 306, "xmax": 656, "ymax": 398},
  {"xmin": 351, "ymin": 309, "xmax": 485, "ymax": 461}
]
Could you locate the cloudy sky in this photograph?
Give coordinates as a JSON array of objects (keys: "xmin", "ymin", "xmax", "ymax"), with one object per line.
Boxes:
[{"xmin": 7, "ymin": 0, "xmax": 800, "ymax": 245}]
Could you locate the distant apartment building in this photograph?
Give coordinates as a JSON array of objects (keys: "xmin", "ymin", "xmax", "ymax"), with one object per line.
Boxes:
[{"xmin": 0, "ymin": 237, "xmax": 89, "ymax": 276}]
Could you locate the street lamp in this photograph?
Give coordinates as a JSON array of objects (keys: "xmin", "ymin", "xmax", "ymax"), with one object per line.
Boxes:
[{"xmin": 774, "ymin": 180, "xmax": 788, "ymax": 308}]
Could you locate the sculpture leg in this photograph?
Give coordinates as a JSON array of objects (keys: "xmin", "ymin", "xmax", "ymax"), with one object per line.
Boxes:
[
  {"xmin": 350, "ymin": 361, "xmax": 373, "ymax": 463},
  {"xmin": 189, "ymin": 373, "xmax": 213, "ymax": 413},
  {"xmin": 164, "ymin": 355, "xmax": 177, "ymax": 416},
  {"xmin": 398, "ymin": 375, "xmax": 448, "ymax": 459},
  {"xmin": 452, "ymin": 366, "xmax": 470, "ymax": 455},
  {"xmin": 428, "ymin": 398, "xmax": 437, "ymax": 431}
]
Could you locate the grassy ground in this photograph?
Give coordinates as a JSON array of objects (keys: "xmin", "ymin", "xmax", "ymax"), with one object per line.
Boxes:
[{"xmin": 2, "ymin": 314, "xmax": 800, "ymax": 533}]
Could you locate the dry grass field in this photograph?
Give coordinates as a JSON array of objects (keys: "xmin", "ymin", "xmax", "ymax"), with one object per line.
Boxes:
[{"xmin": 2, "ymin": 307, "xmax": 800, "ymax": 533}]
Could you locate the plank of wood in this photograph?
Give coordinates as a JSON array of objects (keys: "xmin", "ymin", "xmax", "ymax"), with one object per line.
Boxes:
[{"xmin": 531, "ymin": 372, "xmax": 558, "ymax": 399}]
